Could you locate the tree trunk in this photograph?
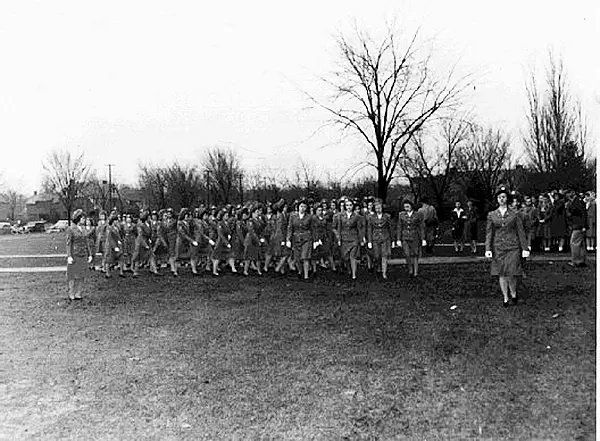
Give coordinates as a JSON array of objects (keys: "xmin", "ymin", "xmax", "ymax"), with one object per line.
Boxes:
[{"xmin": 377, "ymin": 175, "xmax": 388, "ymax": 203}]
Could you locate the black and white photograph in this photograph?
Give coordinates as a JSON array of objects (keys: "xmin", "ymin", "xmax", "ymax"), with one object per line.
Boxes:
[{"xmin": 0, "ymin": 0, "xmax": 597, "ymax": 439}]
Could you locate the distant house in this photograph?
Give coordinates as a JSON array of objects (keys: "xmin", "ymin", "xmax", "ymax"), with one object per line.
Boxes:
[{"xmin": 25, "ymin": 192, "xmax": 67, "ymax": 222}]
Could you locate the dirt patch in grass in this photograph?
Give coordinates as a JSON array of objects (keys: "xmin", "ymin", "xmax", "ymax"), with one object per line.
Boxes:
[{"xmin": 0, "ymin": 262, "xmax": 595, "ymax": 440}]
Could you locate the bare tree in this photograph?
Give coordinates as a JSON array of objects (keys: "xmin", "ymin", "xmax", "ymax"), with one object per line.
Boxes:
[
  {"xmin": 42, "ymin": 149, "xmax": 91, "ymax": 225},
  {"xmin": 523, "ymin": 53, "xmax": 588, "ymax": 174},
  {"xmin": 1, "ymin": 188, "xmax": 26, "ymax": 221},
  {"xmin": 294, "ymin": 159, "xmax": 322, "ymax": 198},
  {"xmin": 312, "ymin": 24, "xmax": 471, "ymax": 201},
  {"xmin": 138, "ymin": 163, "xmax": 168, "ymax": 209},
  {"xmin": 400, "ymin": 114, "xmax": 471, "ymax": 208},
  {"xmin": 456, "ymin": 125, "xmax": 512, "ymax": 201},
  {"xmin": 203, "ymin": 147, "xmax": 243, "ymax": 205}
]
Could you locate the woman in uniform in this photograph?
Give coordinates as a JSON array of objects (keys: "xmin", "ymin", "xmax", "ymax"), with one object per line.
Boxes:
[
  {"xmin": 165, "ymin": 208, "xmax": 179, "ymax": 276},
  {"xmin": 132, "ymin": 210, "xmax": 158, "ymax": 277},
  {"xmin": 485, "ymin": 186, "xmax": 529, "ymax": 307},
  {"xmin": 550, "ymin": 192, "xmax": 567, "ymax": 252},
  {"xmin": 311, "ymin": 204, "xmax": 335, "ymax": 274},
  {"xmin": 367, "ymin": 199, "xmax": 393, "ymax": 279},
  {"xmin": 152, "ymin": 210, "xmax": 169, "ymax": 270},
  {"xmin": 104, "ymin": 214, "xmax": 125, "ymax": 278},
  {"xmin": 262, "ymin": 203, "xmax": 275, "ymax": 273},
  {"xmin": 396, "ymin": 199, "xmax": 426, "ymax": 278},
  {"xmin": 286, "ymin": 199, "xmax": 316, "ymax": 280},
  {"xmin": 122, "ymin": 214, "xmax": 137, "ymax": 272},
  {"xmin": 175, "ymin": 208, "xmax": 199, "ymax": 275},
  {"xmin": 537, "ymin": 194, "xmax": 552, "ymax": 252},
  {"xmin": 335, "ymin": 198, "xmax": 362, "ymax": 280},
  {"xmin": 83, "ymin": 216, "xmax": 96, "ymax": 270},
  {"xmin": 66, "ymin": 209, "xmax": 94, "ymax": 300},
  {"xmin": 211, "ymin": 210, "xmax": 238, "ymax": 276},
  {"xmin": 191, "ymin": 208, "xmax": 213, "ymax": 274},
  {"xmin": 243, "ymin": 204, "xmax": 265, "ymax": 276},
  {"xmin": 95, "ymin": 211, "xmax": 108, "ymax": 271},
  {"xmin": 271, "ymin": 200, "xmax": 290, "ymax": 274}
]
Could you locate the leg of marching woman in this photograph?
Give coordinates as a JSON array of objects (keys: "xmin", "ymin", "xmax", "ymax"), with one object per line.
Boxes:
[
  {"xmin": 68, "ymin": 280, "xmax": 76, "ymax": 300},
  {"xmin": 228, "ymin": 258, "xmax": 238, "ymax": 273},
  {"xmin": 74, "ymin": 279, "xmax": 83, "ymax": 299},
  {"xmin": 508, "ymin": 276, "xmax": 518, "ymax": 302},
  {"xmin": 350, "ymin": 257, "xmax": 357, "ymax": 280},
  {"xmin": 499, "ymin": 276, "xmax": 510, "ymax": 305},
  {"xmin": 413, "ymin": 258, "xmax": 419, "ymax": 277},
  {"xmin": 303, "ymin": 260, "xmax": 310, "ymax": 280},
  {"xmin": 382, "ymin": 257, "xmax": 388, "ymax": 279},
  {"xmin": 191, "ymin": 258, "xmax": 198, "ymax": 274},
  {"xmin": 212, "ymin": 259, "xmax": 219, "ymax": 276}
]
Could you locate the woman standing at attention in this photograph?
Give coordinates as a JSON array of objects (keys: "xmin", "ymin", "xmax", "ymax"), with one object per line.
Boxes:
[
  {"xmin": 396, "ymin": 200, "xmax": 426, "ymax": 277},
  {"xmin": 485, "ymin": 186, "xmax": 530, "ymax": 307},
  {"xmin": 66, "ymin": 209, "xmax": 93, "ymax": 301}
]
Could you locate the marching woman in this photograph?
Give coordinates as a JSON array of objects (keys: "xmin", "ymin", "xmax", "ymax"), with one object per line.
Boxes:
[
  {"xmin": 175, "ymin": 209, "xmax": 199, "ymax": 275},
  {"xmin": 66, "ymin": 209, "xmax": 94, "ymax": 301},
  {"xmin": 451, "ymin": 200, "xmax": 466, "ymax": 253},
  {"xmin": 104, "ymin": 214, "xmax": 125, "ymax": 278},
  {"xmin": 286, "ymin": 199, "xmax": 316, "ymax": 280},
  {"xmin": 83, "ymin": 216, "xmax": 96, "ymax": 270},
  {"xmin": 335, "ymin": 198, "xmax": 362, "ymax": 280},
  {"xmin": 191, "ymin": 208, "xmax": 213, "ymax": 274},
  {"xmin": 262, "ymin": 204, "xmax": 275, "ymax": 273},
  {"xmin": 270, "ymin": 199, "xmax": 290, "ymax": 274},
  {"xmin": 122, "ymin": 214, "xmax": 137, "ymax": 271},
  {"xmin": 232, "ymin": 209, "xmax": 248, "ymax": 269},
  {"xmin": 537, "ymin": 194, "xmax": 552, "ymax": 252},
  {"xmin": 367, "ymin": 199, "xmax": 393, "ymax": 279},
  {"xmin": 132, "ymin": 210, "xmax": 158, "ymax": 277},
  {"xmin": 520, "ymin": 195, "xmax": 540, "ymax": 252},
  {"xmin": 165, "ymin": 208, "xmax": 179, "ymax": 276},
  {"xmin": 152, "ymin": 210, "xmax": 169, "ymax": 270},
  {"xmin": 211, "ymin": 210, "xmax": 237, "ymax": 276},
  {"xmin": 312, "ymin": 204, "xmax": 336, "ymax": 273},
  {"xmin": 243, "ymin": 204, "xmax": 265, "ymax": 276},
  {"xmin": 396, "ymin": 199, "xmax": 426, "ymax": 278},
  {"xmin": 485, "ymin": 186, "xmax": 529, "ymax": 307},
  {"xmin": 95, "ymin": 211, "xmax": 108, "ymax": 271},
  {"xmin": 549, "ymin": 192, "xmax": 567, "ymax": 252}
]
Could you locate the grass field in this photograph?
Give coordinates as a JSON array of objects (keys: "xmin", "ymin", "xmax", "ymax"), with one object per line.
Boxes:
[{"xmin": 0, "ymin": 259, "xmax": 595, "ymax": 440}]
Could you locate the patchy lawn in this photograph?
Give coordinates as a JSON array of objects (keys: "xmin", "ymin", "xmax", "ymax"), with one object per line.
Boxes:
[{"xmin": 0, "ymin": 262, "xmax": 595, "ymax": 440}]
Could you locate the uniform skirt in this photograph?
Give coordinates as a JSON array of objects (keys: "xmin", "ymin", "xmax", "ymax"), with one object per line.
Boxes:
[
  {"xmin": 490, "ymin": 248, "xmax": 524, "ymax": 276},
  {"xmin": 587, "ymin": 221, "xmax": 596, "ymax": 238},
  {"xmin": 340, "ymin": 239, "xmax": 359, "ymax": 260},
  {"xmin": 133, "ymin": 241, "xmax": 150, "ymax": 264},
  {"xmin": 104, "ymin": 246, "xmax": 122, "ymax": 265},
  {"xmin": 167, "ymin": 234, "xmax": 178, "ymax": 258},
  {"xmin": 293, "ymin": 237, "xmax": 312, "ymax": 261},
  {"xmin": 244, "ymin": 237, "xmax": 261, "ymax": 260},
  {"xmin": 190, "ymin": 240, "xmax": 211, "ymax": 259},
  {"xmin": 67, "ymin": 257, "xmax": 87, "ymax": 281},
  {"xmin": 466, "ymin": 222, "xmax": 478, "ymax": 241},
  {"xmin": 212, "ymin": 240, "xmax": 231, "ymax": 261},
  {"xmin": 372, "ymin": 240, "xmax": 391, "ymax": 260},
  {"xmin": 402, "ymin": 239, "xmax": 421, "ymax": 258}
]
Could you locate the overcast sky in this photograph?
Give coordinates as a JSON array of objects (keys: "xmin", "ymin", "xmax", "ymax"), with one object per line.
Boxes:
[{"xmin": 0, "ymin": 0, "xmax": 598, "ymax": 194}]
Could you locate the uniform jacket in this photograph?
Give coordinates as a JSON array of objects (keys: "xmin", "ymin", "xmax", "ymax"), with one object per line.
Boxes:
[
  {"xmin": 567, "ymin": 197, "xmax": 588, "ymax": 231},
  {"xmin": 66, "ymin": 225, "xmax": 92, "ymax": 258},
  {"xmin": 397, "ymin": 211, "xmax": 425, "ymax": 243},
  {"xmin": 287, "ymin": 212, "xmax": 314, "ymax": 244},
  {"xmin": 367, "ymin": 213, "xmax": 392, "ymax": 243},
  {"xmin": 335, "ymin": 211, "xmax": 362, "ymax": 243},
  {"xmin": 485, "ymin": 208, "xmax": 528, "ymax": 253}
]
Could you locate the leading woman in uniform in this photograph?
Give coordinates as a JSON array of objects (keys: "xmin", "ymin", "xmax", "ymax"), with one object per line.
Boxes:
[
  {"xmin": 396, "ymin": 199, "xmax": 426, "ymax": 277},
  {"xmin": 485, "ymin": 186, "xmax": 529, "ymax": 307}
]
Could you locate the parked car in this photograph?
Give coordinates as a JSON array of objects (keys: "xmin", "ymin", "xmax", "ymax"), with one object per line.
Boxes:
[
  {"xmin": 46, "ymin": 220, "xmax": 69, "ymax": 233},
  {"xmin": 23, "ymin": 220, "xmax": 47, "ymax": 233},
  {"xmin": 0, "ymin": 222, "xmax": 11, "ymax": 235}
]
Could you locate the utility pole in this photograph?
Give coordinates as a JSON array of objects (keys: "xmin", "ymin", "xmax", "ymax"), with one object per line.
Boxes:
[
  {"xmin": 106, "ymin": 164, "xmax": 115, "ymax": 212},
  {"xmin": 205, "ymin": 170, "xmax": 210, "ymax": 206},
  {"xmin": 239, "ymin": 174, "xmax": 243, "ymax": 205}
]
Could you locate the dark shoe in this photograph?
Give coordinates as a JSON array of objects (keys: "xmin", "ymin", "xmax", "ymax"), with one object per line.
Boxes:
[{"xmin": 503, "ymin": 301, "xmax": 510, "ymax": 308}]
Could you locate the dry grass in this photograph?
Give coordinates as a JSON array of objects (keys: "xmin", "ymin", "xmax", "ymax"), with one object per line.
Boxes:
[{"xmin": 0, "ymin": 261, "xmax": 595, "ymax": 440}]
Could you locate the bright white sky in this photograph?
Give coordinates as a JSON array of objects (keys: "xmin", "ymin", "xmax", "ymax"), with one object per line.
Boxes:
[{"xmin": 0, "ymin": 0, "xmax": 598, "ymax": 194}]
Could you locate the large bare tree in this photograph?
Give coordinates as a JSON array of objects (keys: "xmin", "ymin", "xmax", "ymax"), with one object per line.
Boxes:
[
  {"xmin": 203, "ymin": 147, "xmax": 243, "ymax": 205},
  {"xmin": 42, "ymin": 149, "xmax": 91, "ymax": 225},
  {"xmin": 1, "ymin": 188, "xmax": 26, "ymax": 221},
  {"xmin": 314, "ymin": 25, "xmax": 471, "ymax": 201},
  {"xmin": 524, "ymin": 53, "xmax": 588, "ymax": 174}
]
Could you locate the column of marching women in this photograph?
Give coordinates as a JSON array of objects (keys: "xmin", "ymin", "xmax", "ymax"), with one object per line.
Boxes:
[{"xmin": 65, "ymin": 187, "xmax": 595, "ymax": 305}]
